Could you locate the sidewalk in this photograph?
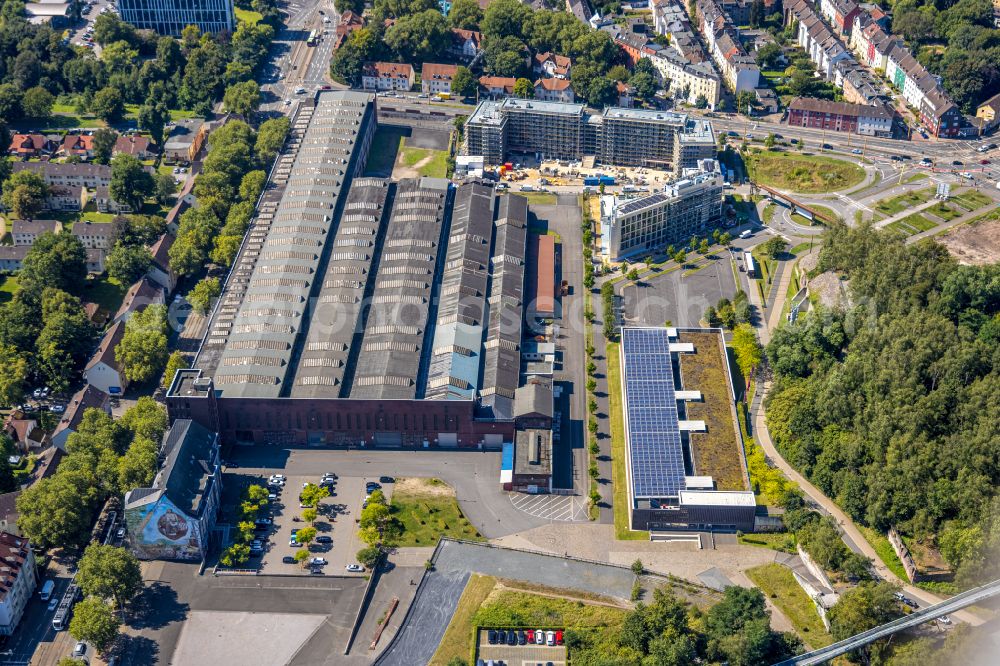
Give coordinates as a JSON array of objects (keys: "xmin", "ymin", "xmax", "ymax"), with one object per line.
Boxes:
[{"xmin": 873, "ymin": 198, "xmax": 938, "ymax": 229}]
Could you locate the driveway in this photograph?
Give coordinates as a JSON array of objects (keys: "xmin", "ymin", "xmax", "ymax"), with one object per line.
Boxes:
[{"xmin": 225, "ymin": 448, "xmax": 554, "ymax": 539}]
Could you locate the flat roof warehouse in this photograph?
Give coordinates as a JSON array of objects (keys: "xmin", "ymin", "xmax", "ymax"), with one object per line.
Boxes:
[
  {"xmin": 168, "ymin": 91, "xmax": 537, "ymax": 447},
  {"xmin": 619, "ymin": 327, "xmax": 756, "ymax": 533}
]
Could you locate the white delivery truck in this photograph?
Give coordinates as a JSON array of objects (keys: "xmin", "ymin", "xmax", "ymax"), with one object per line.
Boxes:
[{"xmin": 40, "ymin": 580, "xmax": 55, "ymax": 601}]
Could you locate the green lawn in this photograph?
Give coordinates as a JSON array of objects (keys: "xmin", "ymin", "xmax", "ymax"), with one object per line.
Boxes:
[
  {"xmin": 390, "ymin": 478, "xmax": 485, "ymax": 546},
  {"xmin": 858, "ymin": 525, "xmax": 909, "ymax": 582},
  {"xmin": 607, "ymin": 341, "xmax": 649, "ymax": 540},
  {"xmin": 950, "ymin": 190, "xmax": 992, "ymax": 211},
  {"xmin": 739, "ymin": 532, "xmax": 797, "ymax": 554},
  {"xmin": 746, "ymin": 150, "xmax": 866, "ymax": 193},
  {"xmin": 904, "ymin": 172, "xmax": 929, "ymax": 184},
  {"xmin": 83, "ymin": 275, "xmax": 127, "ymax": 313},
  {"xmin": 124, "ymin": 104, "xmax": 198, "ymax": 122},
  {"xmin": 399, "ymin": 145, "xmax": 450, "ymax": 178},
  {"xmin": 809, "ymin": 205, "xmax": 840, "ymax": 223},
  {"xmin": 20, "ymin": 114, "xmax": 103, "ymax": 130},
  {"xmin": 235, "ymin": 7, "xmax": 263, "ymax": 23},
  {"xmin": 874, "ymin": 188, "xmax": 935, "ymax": 216},
  {"xmin": 924, "ymin": 202, "xmax": 962, "ymax": 221},
  {"xmin": 898, "ymin": 213, "xmax": 937, "ymax": 232},
  {"xmin": 430, "ymin": 574, "xmax": 498, "ymax": 666},
  {"xmin": 746, "ymin": 564, "xmax": 832, "ymax": 649},
  {"xmin": 80, "ymin": 211, "xmax": 118, "ymax": 224},
  {"xmin": 473, "ymin": 586, "xmax": 627, "ymax": 638},
  {"xmin": 0, "ymin": 274, "xmax": 18, "ymax": 303}
]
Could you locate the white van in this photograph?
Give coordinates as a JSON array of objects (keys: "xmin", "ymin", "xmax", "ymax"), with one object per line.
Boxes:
[
  {"xmin": 739, "ymin": 229, "xmax": 752, "ymax": 239},
  {"xmin": 40, "ymin": 580, "xmax": 55, "ymax": 601}
]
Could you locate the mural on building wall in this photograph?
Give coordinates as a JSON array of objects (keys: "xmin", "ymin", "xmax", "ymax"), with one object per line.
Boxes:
[{"xmin": 125, "ymin": 496, "xmax": 202, "ymax": 561}]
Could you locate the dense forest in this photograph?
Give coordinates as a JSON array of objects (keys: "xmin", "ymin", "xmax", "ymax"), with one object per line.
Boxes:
[
  {"xmin": 889, "ymin": 0, "xmax": 1000, "ymax": 113},
  {"xmin": 765, "ymin": 224, "xmax": 1000, "ymax": 586}
]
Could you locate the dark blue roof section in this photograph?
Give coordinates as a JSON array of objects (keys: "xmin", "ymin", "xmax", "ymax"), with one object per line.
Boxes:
[{"xmin": 621, "ymin": 327, "xmax": 685, "ymax": 498}]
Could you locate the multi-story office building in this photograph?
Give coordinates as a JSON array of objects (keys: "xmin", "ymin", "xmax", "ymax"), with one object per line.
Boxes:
[
  {"xmin": 118, "ymin": 0, "xmax": 235, "ymax": 36},
  {"xmin": 602, "ymin": 160, "xmax": 723, "ymax": 260},
  {"xmin": 464, "ymin": 100, "xmax": 716, "ymax": 173}
]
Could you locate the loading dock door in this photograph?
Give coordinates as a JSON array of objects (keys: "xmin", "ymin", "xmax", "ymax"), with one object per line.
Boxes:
[
  {"xmin": 374, "ymin": 432, "xmax": 402, "ymax": 446},
  {"xmin": 483, "ymin": 434, "xmax": 503, "ymax": 447},
  {"xmin": 439, "ymin": 433, "xmax": 458, "ymax": 447}
]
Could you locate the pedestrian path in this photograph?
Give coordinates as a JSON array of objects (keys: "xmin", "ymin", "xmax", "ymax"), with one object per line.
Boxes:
[{"xmin": 873, "ymin": 198, "xmax": 937, "ymax": 228}]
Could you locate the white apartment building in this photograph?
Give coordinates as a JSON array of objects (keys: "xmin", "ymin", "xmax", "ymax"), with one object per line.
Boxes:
[
  {"xmin": 361, "ymin": 62, "xmax": 414, "ymax": 92},
  {"xmin": 648, "ymin": 49, "xmax": 721, "ymax": 110},
  {"xmin": 602, "ymin": 160, "xmax": 724, "ymax": 260},
  {"xmin": 0, "ymin": 532, "xmax": 36, "ymax": 636}
]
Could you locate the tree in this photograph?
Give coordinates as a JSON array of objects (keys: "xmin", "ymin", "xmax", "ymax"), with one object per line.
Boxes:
[
  {"xmin": 118, "ymin": 396, "xmax": 167, "ymax": 442},
  {"xmin": 92, "ymin": 129, "xmax": 118, "ymax": 165},
  {"xmin": 20, "ymin": 232, "xmax": 86, "ymax": 296},
  {"xmin": 513, "ymin": 78, "xmax": 534, "ymax": 98},
  {"xmin": 223, "ymin": 80, "xmax": 261, "ymax": 118},
  {"xmin": 255, "ymin": 116, "xmax": 290, "ymax": 167},
  {"xmin": 154, "ymin": 173, "xmax": 177, "ymax": 206},
  {"xmin": 116, "ymin": 304, "xmax": 169, "ymax": 384},
  {"xmin": 385, "ymin": 10, "xmax": 451, "ymax": 63},
  {"xmin": 106, "ymin": 242, "xmax": 152, "ymax": 285},
  {"xmin": 698, "ymin": 238, "xmax": 710, "ymax": 254},
  {"xmin": 357, "ymin": 546, "xmax": 380, "ymax": 567},
  {"xmin": 92, "ymin": 86, "xmax": 125, "ymax": 122},
  {"xmin": 161, "ymin": 351, "xmax": 188, "ymax": 388},
  {"xmin": 759, "ymin": 236, "xmax": 788, "ymax": 259},
  {"xmin": 187, "ymin": 278, "xmax": 221, "ymax": 315},
  {"xmin": 22, "ymin": 86, "xmax": 53, "ymax": 118},
  {"xmin": 239, "ymin": 170, "xmax": 266, "ymax": 202},
  {"xmin": 294, "ymin": 549, "xmax": 311, "ymax": 566},
  {"xmin": 300, "ymin": 483, "xmax": 330, "ymax": 508},
  {"xmin": 626, "ymin": 268, "xmax": 640, "ymax": 282},
  {"xmin": 828, "ymin": 582, "xmax": 900, "ymax": 663},
  {"xmin": 69, "ymin": 597, "xmax": 120, "ymax": 655},
  {"xmin": 674, "ymin": 249, "xmax": 686, "ymax": 265},
  {"xmin": 0, "ymin": 83, "xmax": 23, "ymax": 120},
  {"xmin": 296, "ymin": 526, "xmax": 317, "ymax": 547},
  {"xmin": 78, "ymin": 544, "xmax": 143, "ymax": 610},
  {"xmin": 2, "ymin": 170, "xmax": 49, "ymax": 220},
  {"xmin": 110, "ymin": 153, "xmax": 155, "ymax": 212},
  {"xmin": 449, "ymin": 0, "xmax": 482, "ymax": 28},
  {"xmin": 137, "ymin": 102, "xmax": 168, "ymax": 148},
  {"xmin": 481, "ymin": 0, "xmax": 531, "ymax": 40},
  {"xmin": 117, "ymin": 435, "xmax": 159, "ymax": 494},
  {"xmin": 451, "ymin": 66, "xmax": 477, "ymax": 98},
  {"xmin": 631, "ymin": 558, "xmax": 644, "ymax": 575},
  {"xmin": 16, "ymin": 470, "xmax": 98, "ymax": 549},
  {"xmin": 302, "ymin": 507, "xmax": 318, "ymax": 523},
  {"xmin": 0, "ymin": 344, "xmax": 29, "ymax": 407},
  {"xmin": 732, "ymin": 323, "xmax": 763, "ymax": 379}
]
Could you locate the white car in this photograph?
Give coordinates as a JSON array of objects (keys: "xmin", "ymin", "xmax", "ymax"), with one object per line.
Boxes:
[
  {"xmin": 535, "ymin": 629, "xmax": 544, "ymax": 644},
  {"xmin": 284, "ymin": 99, "xmax": 291, "ymax": 106},
  {"xmin": 546, "ymin": 630, "xmax": 556, "ymax": 646},
  {"xmin": 346, "ymin": 564, "xmax": 365, "ymax": 573},
  {"xmin": 309, "ymin": 557, "xmax": 328, "ymax": 566},
  {"xmin": 270, "ymin": 474, "xmax": 286, "ymax": 481}
]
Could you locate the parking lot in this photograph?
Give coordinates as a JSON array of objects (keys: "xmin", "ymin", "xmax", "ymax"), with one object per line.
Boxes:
[
  {"xmin": 621, "ymin": 257, "xmax": 738, "ymax": 327},
  {"xmin": 476, "ymin": 629, "xmax": 567, "ymax": 665},
  {"xmin": 220, "ymin": 465, "xmax": 396, "ymax": 576}
]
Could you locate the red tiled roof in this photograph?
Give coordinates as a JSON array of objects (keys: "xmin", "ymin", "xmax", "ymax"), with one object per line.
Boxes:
[
  {"xmin": 114, "ymin": 135, "xmax": 152, "ymax": 156},
  {"xmin": 0, "ymin": 531, "xmax": 30, "ymax": 602},
  {"xmin": 479, "ymin": 76, "xmax": 516, "ymax": 92},
  {"xmin": 422, "ymin": 63, "xmax": 458, "ymax": 81},
  {"xmin": 536, "ymin": 78, "xmax": 572, "ymax": 91},
  {"xmin": 364, "ymin": 62, "xmax": 413, "ymax": 79}
]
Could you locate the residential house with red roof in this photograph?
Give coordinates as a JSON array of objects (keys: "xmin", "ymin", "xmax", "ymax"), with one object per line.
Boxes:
[{"xmin": 361, "ymin": 62, "xmax": 414, "ymax": 91}]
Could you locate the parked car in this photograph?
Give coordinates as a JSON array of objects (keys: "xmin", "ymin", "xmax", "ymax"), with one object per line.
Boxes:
[
  {"xmin": 556, "ymin": 630, "xmax": 563, "ymax": 645},
  {"xmin": 496, "ymin": 629, "xmax": 506, "ymax": 644},
  {"xmin": 535, "ymin": 628, "xmax": 544, "ymax": 644},
  {"xmin": 507, "ymin": 629, "xmax": 517, "ymax": 645},
  {"xmin": 952, "ymin": 160, "xmax": 963, "ymax": 166},
  {"xmin": 270, "ymin": 474, "xmax": 286, "ymax": 481},
  {"xmin": 378, "ymin": 476, "xmax": 395, "ymax": 484},
  {"xmin": 315, "ymin": 536, "xmax": 332, "ymax": 544},
  {"xmin": 488, "ymin": 629, "xmax": 497, "ymax": 644},
  {"xmin": 73, "ymin": 642, "xmax": 87, "ymax": 657},
  {"xmin": 282, "ymin": 556, "xmax": 297, "ymax": 564},
  {"xmin": 48, "ymin": 597, "xmax": 59, "ymax": 612},
  {"xmin": 366, "ymin": 482, "xmax": 381, "ymax": 492},
  {"xmin": 289, "ymin": 536, "xmax": 300, "ymax": 547},
  {"xmin": 518, "ymin": 630, "xmax": 526, "ymax": 645},
  {"xmin": 546, "ymin": 630, "xmax": 556, "ymax": 646},
  {"xmin": 310, "ymin": 557, "xmax": 328, "ymax": 566},
  {"xmin": 346, "ymin": 564, "xmax": 365, "ymax": 573},
  {"xmin": 851, "ymin": 148, "xmax": 861, "ymax": 154}
]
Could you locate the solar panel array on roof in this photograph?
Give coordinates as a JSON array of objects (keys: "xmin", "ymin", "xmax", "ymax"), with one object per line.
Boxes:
[
  {"xmin": 290, "ymin": 178, "xmax": 389, "ymax": 398},
  {"xmin": 350, "ymin": 177, "xmax": 451, "ymax": 400},
  {"xmin": 195, "ymin": 91, "xmax": 375, "ymax": 397},
  {"xmin": 479, "ymin": 194, "xmax": 527, "ymax": 420},
  {"xmin": 620, "ymin": 327, "xmax": 686, "ymax": 499},
  {"xmin": 425, "ymin": 182, "xmax": 495, "ymax": 401}
]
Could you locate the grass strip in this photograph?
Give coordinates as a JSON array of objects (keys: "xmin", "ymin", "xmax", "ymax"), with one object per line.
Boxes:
[
  {"xmin": 746, "ymin": 563, "xmax": 832, "ymax": 649},
  {"xmin": 607, "ymin": 341, "xmax": 648, "ymax": 540},
  {"xmin": 857, "ymin": 525, "xmax": 909, "ymax": 582}
]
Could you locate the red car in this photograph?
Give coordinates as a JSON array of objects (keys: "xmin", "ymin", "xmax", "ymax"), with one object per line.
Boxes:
[
  {"xmin": 320, "ymin": 85, "xmax": 332, "ymax": 90},
  {"xmin": 981, "ymin": 159, "xmax": 990, "ymax": 165},
  {"xmin": 556, "ymin": 630, "xmax": 563, "ymax": 645},
  {"xmin": 526, "ymin": 629, "xmax": 534, "ymax": 643}
]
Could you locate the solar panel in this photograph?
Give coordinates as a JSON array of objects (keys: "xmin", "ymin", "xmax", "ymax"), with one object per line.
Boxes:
[{"xmin": 621, "ymin": 328, "xmax": 685, "ymax": 498}]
